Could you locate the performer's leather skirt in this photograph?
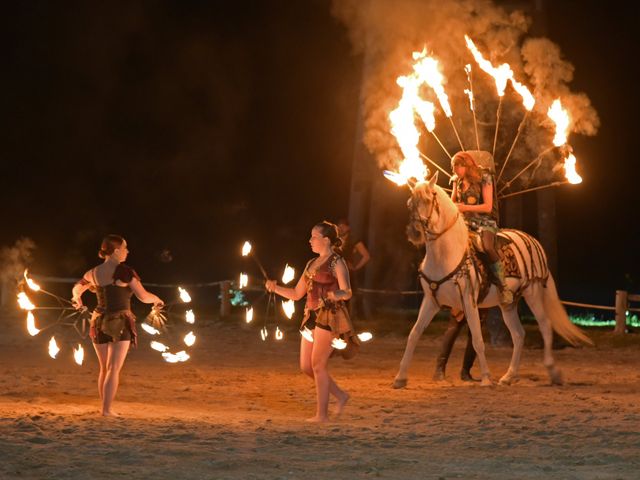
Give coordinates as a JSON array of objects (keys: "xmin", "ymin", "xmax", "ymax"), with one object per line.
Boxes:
[
  {"xmin": 301, "ymin": 301, "xmax": 360, "ymax": 359},
  {"xmin": 90, "ymin": 310, "xmax": 137, "ymax": 346}
]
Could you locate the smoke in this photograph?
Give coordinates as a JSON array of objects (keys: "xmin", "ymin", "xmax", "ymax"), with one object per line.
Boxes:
[
  {"xmin": 0, "ymin": 238, "xmax": 36, "ymax": 283},
  {"xmin": 331, "ymin": 0, "xmax": 599, "ymax": 180}
]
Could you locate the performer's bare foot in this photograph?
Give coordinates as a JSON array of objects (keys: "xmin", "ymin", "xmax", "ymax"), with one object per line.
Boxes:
[
  {"xmin": 333, "ymin": 392, "xmax": 350, "ymax": 416},
  {"xmin": 101, "ymin": 410, "xmax": 120, "ymax": 417},
  {"xmin": 306, "ymin": 415, "xmax": 329, "ymax": 423}
]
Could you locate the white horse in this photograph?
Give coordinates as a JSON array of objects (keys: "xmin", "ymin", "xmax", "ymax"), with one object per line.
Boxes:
[{"xmin": 392, "ymin": 173, "xmax": 592, "ymax": 388}]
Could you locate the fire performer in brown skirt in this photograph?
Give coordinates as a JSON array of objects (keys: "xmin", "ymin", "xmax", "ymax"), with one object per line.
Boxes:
[
  {"xmin": 72, "ymin": 235, "xmax": 164, "ymax": 416},
  {"xmin": 266, "ymin": 221, "xmax": 358, "ymax": 423}
]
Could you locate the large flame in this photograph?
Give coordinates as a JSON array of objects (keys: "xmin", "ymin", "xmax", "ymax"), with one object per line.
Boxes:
[
  {"xmin": 465, "ymin": 36, "xmax": 512, "ymax": 97},
  {"xmin": 17, "ymin": 292, "xmax": 35, "ymax": 311},
  {"xmin": 26, "ymin": 312, "xmax": 40, "ymax": 336},
  {"xmin": 48, "ymin": 336, "xmax": 60, "ymax": 359},
  {"xmin": 239, "ymin": 273, "xmax": 248, "ymax": 289},
  {"xmin": 548, "ymin": 99, "xmax": 570, "ymax": 146},
  {"xmin": 564, "ymin": 153, "xmax": 582, "ymax": 184},
  {"xmin": 510, "ymin": 78, "xmax": 535, "ymax": 111},
  {"xmin": 183, "ymin": 331, "xmax": 196, "ymax": 347},
  {"xmin": 386, "ymin": 74, "xmax": 432, "ymax": 186},
  {"xmin": 185, "ymin": 309, "xmax": 195, "ymax": 324},
  {"xmin": 412, "ymin": 48, "xmax": 452, "ymax": 117},
  {"xmin": 242, "ymin": 241, "xmax": 252, "ymax": 257},
  {"xmin": 178, "ymin": 287, "xmax": 192, "ymax": 303},
  {"xmin": 282, "ymin": 264, "xmax": 295, "ymax": 284},
  {"xmin": 73, "ymin": 344, "xmax": 84, "ymax": 365},
  {"xmin": 245, "ymin": 307, "xmax": 254, "ymax": 323},
  {"xmin": 282, "ymin": 299, "xmax": 295, "ymax": 319},
  {"xmin": 24, "ymin": 270, "xmax": 41, "ymax": 291}
]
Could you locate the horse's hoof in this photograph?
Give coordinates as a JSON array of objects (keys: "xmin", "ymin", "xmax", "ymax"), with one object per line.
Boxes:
[
  {"xmin": 432, "ymin": 370, "xmax": 445, "ymax": 381},
  {"xmin": 499, "ymin": 374, "xmax": 519, "ymax": 386},
  {"xmin": 392, "ymin": 378, "xmax": 407, "ymax": 389},
  {"xmin": 480, "ymin": 376, "xmax": 493, "ymax": 387},
  {"xmin": 548, "ymin": 366, "xmax": 564, "ymax": 386}
]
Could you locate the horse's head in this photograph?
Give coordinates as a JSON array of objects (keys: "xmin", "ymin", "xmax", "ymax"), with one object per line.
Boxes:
[{"xmin": 406, "ymin": 172, "xmax": 460, "ymax": 245}]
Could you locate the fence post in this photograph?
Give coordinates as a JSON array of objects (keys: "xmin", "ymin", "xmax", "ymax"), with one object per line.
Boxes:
[
  {"xmin": 220, "ymin": 281, "xmax": 231, "ymax": 318},
  {"xmin": 614, "ymin": 290, "xmax": 628, "ymax": 334}
]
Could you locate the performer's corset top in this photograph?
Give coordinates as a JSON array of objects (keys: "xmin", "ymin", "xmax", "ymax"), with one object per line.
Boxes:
[
  {"xmin": 95, "ymin": 285, "xmax": 133, "ymax": 314},
  {"xmin": 305, "ymin": 254, "xmax": 340, "ymax": 310}
]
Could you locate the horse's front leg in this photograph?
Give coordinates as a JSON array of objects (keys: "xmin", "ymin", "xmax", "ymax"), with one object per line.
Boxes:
[
  {"xmin": 392, "ymin": 295, "xmax": 440, "ymax": 389},
  {"xmin": 464, "ymin": 297, "xmax": 492, "ymax": 386}
]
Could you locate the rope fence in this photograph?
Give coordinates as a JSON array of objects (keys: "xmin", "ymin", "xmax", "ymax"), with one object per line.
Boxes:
[{"xmin": 3, "ymin": 275, "xmax": 637, "ymax": 334}]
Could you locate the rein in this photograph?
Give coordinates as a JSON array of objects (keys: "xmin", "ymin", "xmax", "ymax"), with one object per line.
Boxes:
[
  {"xmin": 413, "ymin": 188, "xmax": 469, "ymax": 308},
  {"xmin": 414, "ymin": 190, "xmax": 461, "ymax": 242}
]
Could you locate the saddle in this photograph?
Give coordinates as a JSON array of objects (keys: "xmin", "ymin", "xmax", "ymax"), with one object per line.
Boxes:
[{"xmin": 469, "ymin": 231, "xmax": 521, "ymax": 304}]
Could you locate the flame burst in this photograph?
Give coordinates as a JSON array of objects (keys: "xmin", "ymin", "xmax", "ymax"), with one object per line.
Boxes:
[
  {"xmin": 17, "ymin": 292, "xmax": 35, "ymax": 311},
  {"xmin": 564, "ymin": 154, "xmax": 582, "ymax": 184},
  {"xmin": 24, "ymin": 270, "xmax": 41, "ymax": 291},
  {"xmin": 48, "ymin": 336, "xmax": 60, "ymax": 359},
  {"xmin": 26, "ymin": 312, "xmax": 40, "ymax": 336},
  {"xmin": 548, "ymin": 99, "xmax": 570, "ymax": 146},
  {"xmin": 185, "ymin": 309, "xmax": 195, "ymax": 324},
  {"xmin": 412, "ymin": 48, "xmax": 452, "ymax": 117},
  {"xmin": 246, "ymin": 307, "xmax": 254, "ymax": 323},
  {"xmin": 282, "ymin": 299, "xmax": 295, "ymax": 319},
  {"xmin": 183, "ymin": 331, "xmax": 196, "ymax": 347},
  {"xmin": 465, "ymin": 35, "xmax": 512, "ymax": 97},
  {"xmin": 282, "ymin": 264, "xmax": 295, "ymax": 284},
  {"xmin": 260, "ymin": 327, "xmax": 268, "ymax": 341},
  {"xmin": 239, "ymin": 273, "xmax": 248, "ymax": 289},
  {"xmin": 73, "ymin": 344, "xmax": 84, "ymax": 365},
  {"xmin": 178, "ymin": 287, "xmax": 192, "ymax": 303},
  {"xmin": 386, "ymin": 72, "xmax": 434, "ymax": 185},
  {"xmin": 242, "ymin": 241, "xmax": 252, "ymax": 257}
]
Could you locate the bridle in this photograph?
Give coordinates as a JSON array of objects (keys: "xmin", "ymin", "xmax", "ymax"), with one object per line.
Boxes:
[{"xmin": 413, "ymin": 189, "xmax": 460, "ymax": 242}]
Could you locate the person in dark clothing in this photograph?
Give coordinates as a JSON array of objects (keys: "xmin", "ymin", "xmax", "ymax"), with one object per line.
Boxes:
[
  {"xmin": 337, "ymin": 219, "xmax": 370, "ymax": 320},
  {"xmin": 72, "ymin": 234, "xmax": 163, "ymax": 416},
  {"xmin": 433, "ymin": 309, "xmax": 489, "ymax": 382}
]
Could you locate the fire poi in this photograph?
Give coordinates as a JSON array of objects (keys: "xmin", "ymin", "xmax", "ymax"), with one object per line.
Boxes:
[
  {"xmin": 239, "ymin": 240, "xmax": 373, "ymax": 346},
  {"xmin": 381, "ymin": 35, "xmax": 593, "ymax": 387}
]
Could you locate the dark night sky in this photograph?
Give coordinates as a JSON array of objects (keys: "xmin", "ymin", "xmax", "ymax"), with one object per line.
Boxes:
[{"xmin": 1, "ymin": 1, "xmax": 638, "ymax": 306}]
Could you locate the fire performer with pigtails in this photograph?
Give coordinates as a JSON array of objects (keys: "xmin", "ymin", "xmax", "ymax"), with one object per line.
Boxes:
[
  {"xmin": 265, "ymin": 221, "xmax": 358, "ymax": 423},
  {"xmin": 72, "ymin": 234, "xmax": 164, "ymax": 417},
  {"xmin": 450, "ymin": 150, "xmax": 513, "ymax": 305}
]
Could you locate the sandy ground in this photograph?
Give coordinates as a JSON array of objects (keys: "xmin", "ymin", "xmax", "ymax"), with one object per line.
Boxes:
[{"xmin": 1, "ymin": 311, "xmax": 639, "ymax": 480}]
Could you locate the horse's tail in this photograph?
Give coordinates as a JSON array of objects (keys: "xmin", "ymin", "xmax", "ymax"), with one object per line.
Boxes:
[{"xmin": 543, "ymin": 274, "xmax": 594, "ymax": 346}]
